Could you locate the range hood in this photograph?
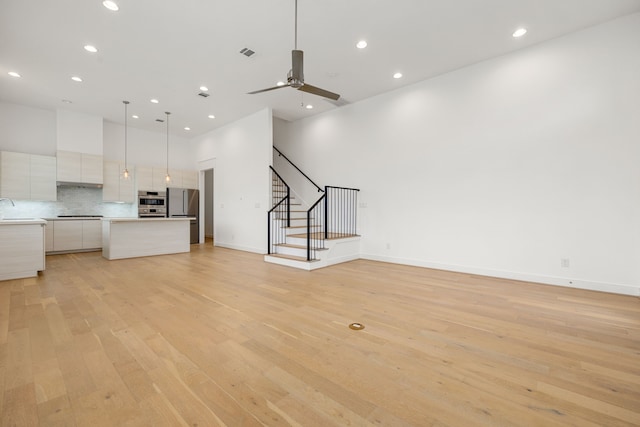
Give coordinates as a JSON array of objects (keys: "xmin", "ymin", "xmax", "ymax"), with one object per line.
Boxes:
[{"xmin": 56, "ymin": 181, "xmax": 103, "ymax": 189}]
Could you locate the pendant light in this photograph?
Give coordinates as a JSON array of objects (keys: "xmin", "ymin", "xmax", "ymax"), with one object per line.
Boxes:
[
  {"xmin": 165, "ymin": 111, "xmax": 171, "ymax": 184},
  {"xmin": 122, "ymin": 100, "xmax": 130, "ymax": 180}
]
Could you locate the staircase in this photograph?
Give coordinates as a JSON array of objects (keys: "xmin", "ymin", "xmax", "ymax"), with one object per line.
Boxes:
[{"xmin": 264, "ymin": 150, "xmax": 361, "ymax": 270}]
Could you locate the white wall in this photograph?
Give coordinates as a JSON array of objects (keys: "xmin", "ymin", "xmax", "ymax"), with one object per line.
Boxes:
[
  {"xmin": 274, "ymin": 13, "xmax": 640, "ymax": 296},
  {"xmin": 56, "ymin": 109, "xmax": 103, "ymax": 155},
  {"xmin": 103, "ymin": 121, "xmax": 194, "ymax": 169},
  {"xmin": 0, "ymin": 102, "xmax": 56, "ymax": 155},
  {"xmin": 192, "ymin": 108, "xmax": 272, "ymax": 253}
]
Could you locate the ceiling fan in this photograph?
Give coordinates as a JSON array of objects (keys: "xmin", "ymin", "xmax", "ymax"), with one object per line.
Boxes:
[{"xmin": 248, "ymin": 0, "xmax": 340, "ymax": 101}]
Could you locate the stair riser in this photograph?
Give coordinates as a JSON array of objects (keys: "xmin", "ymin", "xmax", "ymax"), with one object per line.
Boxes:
[
  {"xmin": 274, "ymin": 246, "xmax": 308, "ymax": 257},
  {"xmin": 286, "ymin": 236, "xmax": 325, "ymax": 247},
  {"xmin": 270, "ymin": 218, "xmax": 307, "ymax": 227}
]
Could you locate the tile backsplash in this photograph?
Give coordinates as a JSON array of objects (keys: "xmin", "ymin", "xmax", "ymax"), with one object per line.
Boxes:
[{"xmin": 0, "ymin": 186, "xmax": 136, "ymax": 219}]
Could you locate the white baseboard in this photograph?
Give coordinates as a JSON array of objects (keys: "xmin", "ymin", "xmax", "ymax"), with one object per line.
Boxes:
[
  {"xmin": 360, "ymin": 253, "xmax": 640, "ymax": 297},
  {"xmin": 215, "ymin": 242, "xmax": 265, "ymax": 254}
]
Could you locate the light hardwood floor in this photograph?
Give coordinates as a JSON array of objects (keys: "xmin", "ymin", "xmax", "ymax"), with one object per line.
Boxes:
[{"xmin": 1, "ymin": 244, "xmax": 639, "ymax": 426}]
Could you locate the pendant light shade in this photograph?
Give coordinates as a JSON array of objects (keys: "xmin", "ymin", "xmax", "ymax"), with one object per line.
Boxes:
[
  {"xmin": 165, "ymin": 112, "xmax": 171, "ymax": 184},
  {"xmin": 122, "ymin": 100, "xmax": 130, "ymax": 180}
]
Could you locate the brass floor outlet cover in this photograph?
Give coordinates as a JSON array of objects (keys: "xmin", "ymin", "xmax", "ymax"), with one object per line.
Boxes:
[{"xmin": 349, "ymin": 323, "xmax": 365, "ymax": 330}]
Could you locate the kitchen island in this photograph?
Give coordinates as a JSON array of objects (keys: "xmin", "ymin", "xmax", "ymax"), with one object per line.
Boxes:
[
  {"xmin": 102, "ymin": 217, "xmax": 192, "ymax": 260},
  {"xmin": 0, "ymin": 218, "xmax": 46, "ymax": 280}
]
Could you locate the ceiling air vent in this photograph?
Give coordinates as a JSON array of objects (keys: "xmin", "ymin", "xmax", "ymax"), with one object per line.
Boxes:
[
  {"xmin": 198, "ymin": 92, "xmax": 210, "ymax": 98},
  {"xmin": 155, "ymin": 119, "xmax": 164, "ymax": 123},
  {"xmin": 240, "ymin": 47, "xmax": 255, "ymax": 58}
]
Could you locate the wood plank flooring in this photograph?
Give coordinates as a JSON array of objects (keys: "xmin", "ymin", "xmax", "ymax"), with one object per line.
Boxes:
[{"xmin": 1, "ymin": 244, "xmax": 639, "ymax": 426}]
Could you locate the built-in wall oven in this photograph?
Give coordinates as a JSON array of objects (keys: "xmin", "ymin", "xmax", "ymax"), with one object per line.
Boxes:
[{"xmin": 138, "ymin": 191, "xmax": 166, "ymax": 217}]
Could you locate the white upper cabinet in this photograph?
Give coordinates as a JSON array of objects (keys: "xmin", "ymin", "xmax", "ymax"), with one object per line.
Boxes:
[
  {"xmin": 30, "ymin": 154, "xmax": 57, "ymax": 200},
  {"xmin": 103, "ymin": 160, "xmax": 135, "ymax": 203},
  {"xmin": 137, "ymin": 166, "xmax": 172, "ymax": 192},
  {"xmin": 182, "ymin": 170, "xmax": 198, "ymax": 189},
  {"xmin": 81, "ymin": 154, "xmax": 103, "ymax": 184},
  {"xmin": 0, "ymin": 151, "xmax": 57, "ymax": 201},
  {"xmin": 0, "ymin": 151, "xmax": 30, "ymax": 199},
  {"xmin": 57, "ymin": 150, "xmax": 103, "ymax": 184}
]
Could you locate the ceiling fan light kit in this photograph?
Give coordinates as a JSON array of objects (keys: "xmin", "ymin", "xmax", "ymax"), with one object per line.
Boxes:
[{"xmin": 248, "ymin": 0, "xmax": 340, "ymax": 101}]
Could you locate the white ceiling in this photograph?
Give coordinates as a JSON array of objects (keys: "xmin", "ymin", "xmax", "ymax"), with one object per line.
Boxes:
[{"xmin": 1, "ymin": 0, "xmax": 639, "ymax": 138}]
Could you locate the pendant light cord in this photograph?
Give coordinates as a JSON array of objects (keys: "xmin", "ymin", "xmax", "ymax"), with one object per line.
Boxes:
[
  {"xmin": 123, "ymin": 101, "xmax": 129, "ymax": 169},
  {"xmin": 165, "ymin": 112, "xmax": 171, "ymax": 176}
]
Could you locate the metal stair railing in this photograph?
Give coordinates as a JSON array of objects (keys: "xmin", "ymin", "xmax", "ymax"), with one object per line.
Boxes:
[{"xmin": 267, "ymin": 166, "xmax": 290, "ymax": 255}]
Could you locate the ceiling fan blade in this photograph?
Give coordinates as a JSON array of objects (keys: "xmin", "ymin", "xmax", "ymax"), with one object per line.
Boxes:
[
  {"xmin": 298, "ymin": 83, "xmax": 341, "ymax": 101},
  {"xmin": 291, "ymin": 50, "xmax": 304, "ymax": 83},
  {"xmin": 247, "ymin": 84, "xmax": 290, "ymax": 95}
]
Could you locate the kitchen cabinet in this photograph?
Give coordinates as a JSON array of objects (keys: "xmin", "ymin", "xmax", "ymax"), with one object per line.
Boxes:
[
  {"xmin": 168, "ymin": 169, "xmax": 198, "ymax": 189},
  {"xmin": 49, "ymin": 219, "xmax": 102, "ymax": 253},
  {"xmin": 0, "ymin": 151, "xmax": 57, "ymax": 201},
  {"xmin": 82, "ymin": 220, "xmax": 102, "ymax": 249},
  {"xmin": 137, "ymin": 166, "xmax": 169, "ymax": 192},
  {"xmin": 30, "ymin": 155, "xmax": 57, "ymax": 200},
  {"xmin": 45, "ymin": 221, "xmax": 54, "ymax": 252},
  {"xmin": 52, "ymin": 220, "xmax": 83, "ymax": 252},
  {"xmin": 57, "ymin": 150, "xmax": 103, "ymax": 184},
  {"xmin": 137, "ymin": 166, "xmax": 197, "ymax": 191},
  {"xmin": 0, "ymin": 151, "xmax": 29, "ymax": 199},
  {"xmin": 0, "ymin": 219, "xmax": 46, "ymax": 281},
  {"xmin": 182, "ymin": 170, "xmax": 198, "ymax": 189},
  {"xmin": 103, "ymin": 161, "xmax": 135, "ymax": 203}
]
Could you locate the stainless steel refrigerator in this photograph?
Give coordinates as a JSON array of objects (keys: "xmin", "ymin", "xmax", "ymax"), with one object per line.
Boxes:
[{"xmin": 167, "ymin": 187, "xmax": 199, "ymax": 244}]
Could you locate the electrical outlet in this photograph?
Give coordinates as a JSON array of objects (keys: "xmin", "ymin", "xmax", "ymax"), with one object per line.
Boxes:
[
  {"xmin": 386, "ymin": 243, "xmax": 391, "ymax": 250},
  {"xmin": 561, "ymin": 258, "xmax": 570, "ymax": 268}
]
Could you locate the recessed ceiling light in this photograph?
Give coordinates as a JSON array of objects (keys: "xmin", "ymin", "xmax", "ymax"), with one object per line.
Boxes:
[
  {"xmin": 199, "ymin": 86, "xmax": 208, "ymax": 91},
  {"xmin": 62, "ymin": 99, "xmax": 72, "ymax": 104},
  {"xmin": 150, "ymin": 99, "xmax": 159, "ymax": 104},
  {"xmin": 8, "ymin": 71, "xmax": 21, "ymax": 78},
  {"xmin": 276, "ymin": 81, "xmax": 285, "ymax": 87},
  {"xmin": 305, "ymin": 104, "xmax": 313, "ymax": 110},
  {"xmin": 356, "ymin": 40, "xmax": 368, "ymax": 49},
  {"xmin": 102, "ymin": 1, "xmax": 118, "ymax": 11},
  {"xmin": 512, "ymin": 28, "xmax": 527, "ymax": 38},
  {"xmin": 84, "ymin": 45, "xmax": 98, "ymax": 53},
  {"xmin": 71, "ymin": 76, "xmax": 83, "ymax": 82},
  {"xmin": 393, "ymin": 72, "xmax": 403, "ymax": 79},
  {"xmin": 184, "ymin": 127, "xmax": 191, "ymax": 131},
  {"xmin": 208, "ymin": 115, "xmax": 215, "ymax": 119},
  {"xmin": 132, "ymin": 115, "xmax": 139, "ymax": 119}
]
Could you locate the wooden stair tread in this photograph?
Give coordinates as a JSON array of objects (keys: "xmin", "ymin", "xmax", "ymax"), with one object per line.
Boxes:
[
  {"xmin": 275, "ymin": 243, "xmax": 327, "ymax": 250},
  {"xmin": 288, "ymin": 232, "xmax": 360, "ymax": 240},
  {"xmin": 266, "ymin": 253, "xmax": 320, "ymax": 262}
]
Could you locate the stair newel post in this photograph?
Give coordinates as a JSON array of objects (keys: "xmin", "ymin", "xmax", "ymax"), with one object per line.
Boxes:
[
  {"xmin": 267, "ymin": 212, "xmax": 272, "ymax": 254},
  {"xmin": 324, "ymin": 186, "xmax": 329, "ymax": 240}
]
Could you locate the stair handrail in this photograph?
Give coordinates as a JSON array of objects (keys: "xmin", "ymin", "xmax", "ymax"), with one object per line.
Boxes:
[
  {"xmin": 307, "ymin": 194, "xmax": 326, "ymax": 261},
  {"xmin": 269, "ymin": 166, "xmax": 290, "ymax": 227},
  {"xmin": 273, "ymin": 146, "xmax": 324, "ymax": 193}
]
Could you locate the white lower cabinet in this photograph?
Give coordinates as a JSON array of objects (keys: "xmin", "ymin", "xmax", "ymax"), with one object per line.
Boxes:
[
  {"xmin": 82, "ymin": 220, "xmax": 102, "ymax": 249},
  {"xmin": 45, "ymin": 221, "xmax": 54, "ymax": 252},
  {"xmin": 48, "ymin": 219, "xmax": 102, "ymax": 253},
  {"xmin": 52, "ymin": 220, "xmax": 83, "ymax": 252}
]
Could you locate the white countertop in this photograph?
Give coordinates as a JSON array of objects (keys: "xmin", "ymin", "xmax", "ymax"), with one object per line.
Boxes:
[
  {"xmin": 103, "ymin": 217, "xmax": 195, "ymax": 222},
  {"xmin": 0, "ymin": 218, "xmax": 47, "ymax": 225},
  {"xmin": 44, "ymin": 217, "xmax": 102, "ymax": 221}
]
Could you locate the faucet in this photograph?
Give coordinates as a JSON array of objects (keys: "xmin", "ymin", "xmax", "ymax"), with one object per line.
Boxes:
[{"xmin": 0, "ymin": 198, "xmax": 15, "ymax": 206}]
